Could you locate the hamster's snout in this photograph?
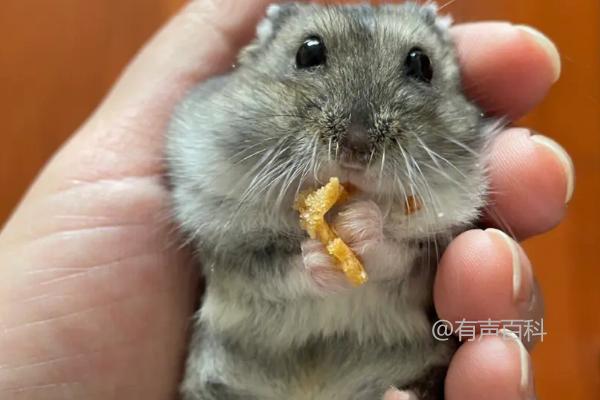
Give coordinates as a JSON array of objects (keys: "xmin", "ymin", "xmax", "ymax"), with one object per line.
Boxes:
[{"xmin": 338, "ymin": 121, "xmax": 372, "ymax": 166}]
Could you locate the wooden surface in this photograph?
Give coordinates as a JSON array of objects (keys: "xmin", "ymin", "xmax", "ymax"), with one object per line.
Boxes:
[{"xmin": 1, "ymin": 1, "xmax": 598, "ymax": 399}]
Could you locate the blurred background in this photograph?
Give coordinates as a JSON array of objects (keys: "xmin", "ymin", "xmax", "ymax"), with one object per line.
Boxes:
[{"xmin": 0, "ymin": 0, "xmax": 598, "ymax": 399}]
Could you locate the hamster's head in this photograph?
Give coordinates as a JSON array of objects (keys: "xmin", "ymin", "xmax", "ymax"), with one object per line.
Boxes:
[{"xmin": 176, "ymin": 3, "xmax": 495, "ymax": 234}]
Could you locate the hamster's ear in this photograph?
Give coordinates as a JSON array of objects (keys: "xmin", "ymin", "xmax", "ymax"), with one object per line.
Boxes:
[
  {"xmin": 238, "ymin": 3, "xmax": 300, "ymax": 64},
  {"xmin": 419, "ymin": 2, "xmax": 454, "ymax": 33},
  {"xmin": 257, "ymin": 3, "xmax": 300, "ymax": 43}
]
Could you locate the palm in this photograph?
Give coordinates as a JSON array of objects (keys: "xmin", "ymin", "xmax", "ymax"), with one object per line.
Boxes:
[{"xmin": 0, "ymin": 111, "xmax": 198, "ymax": 399}]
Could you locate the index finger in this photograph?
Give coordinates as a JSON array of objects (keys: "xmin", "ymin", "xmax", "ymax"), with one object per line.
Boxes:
[{"xmin": 452, "ymin": 22, "xmax": 561, "ymax": 120}]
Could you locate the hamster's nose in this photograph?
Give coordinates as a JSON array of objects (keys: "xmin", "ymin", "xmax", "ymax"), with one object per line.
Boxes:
[{"xmin": 340, "ymin": 123, "xmax": 371, "ymax": 162}]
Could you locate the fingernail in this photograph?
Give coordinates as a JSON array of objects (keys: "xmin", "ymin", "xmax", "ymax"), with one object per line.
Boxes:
[
  {"xmin": 486, "ymin": 229, "xmax": 534, "ymax": 308},
  {"xmin": 515, "ymin": 25, "xmax": 561, "ymax": 83},
  {"xmin": 500, "ymin": 329, "xmax": 536, "ymax": 398},
  {"xmin": 531, "ymin": 134, "xmax": 576, "ymax": 204}
]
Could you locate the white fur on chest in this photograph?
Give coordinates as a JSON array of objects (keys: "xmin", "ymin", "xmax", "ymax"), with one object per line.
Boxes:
[{"xmin": 202, "ymin": 273, "xmax": 431, "ymax": 351}]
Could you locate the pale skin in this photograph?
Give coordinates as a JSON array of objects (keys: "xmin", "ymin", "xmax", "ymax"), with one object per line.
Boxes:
[{"xmin": 0, "ymin": 1, "xmax": 573, "ymax": 399}]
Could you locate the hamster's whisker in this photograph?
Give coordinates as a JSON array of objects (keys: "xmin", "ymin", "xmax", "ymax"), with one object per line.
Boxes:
[
  {"xmin": 235, "ymin": 113, "xmax": 306, "ymax": 121},
  {"xmin": 377, "ymin": 143, "xmax": 387, "ymax": 191},
  {"xmin": 245, "ymin": 165, "xmax": 289, "ymax": 218},
  {"xmin": 367, "ymin": 148, "xmax": 376, "ymax": 170},
  {"xmin": 274, "ymin": 161, "xmax": 303, "ymax": 214},
  {"xmin": 309, "ymin": 133, "xmax": 321, "ymax": 182},
  {"xmin": 228, "ymin": 136, "xmax": 286, "ymax": 176},
  {"xmin": 234, "ymin": 147, "xmax": 271, "ymax": 165},
  {"xmin": 483, "ymin": 205, "xmax": 518, "ymax": 241},
  {"xmin": 390, "ymin": 157, "xmax": 415, "ymax": 231},
  {"xmin": 263, "ymin": 137, "xmax": 316, "ymax": 215},
  {"xmin": 231, "ymin": 139, "xmax": 266, "ymax": 157},
  {"xmin": 418, "ymin": 138, "xmax": 445, "ymax": 172},
  {"xmin": 281, "ymin": 156, "xmax": 311, "ymax": 211},
  {"xmin": 236, "ymin": 144, "xmax": 289, "ymax": 206},
  {"xmin": 314, "ymin": 159, "xmax": 324, "ymax": 185},
  {"xmin": 293, "ymin": 161, "xmax": 313, "ymax": 203},
  {"xmin": 236, "ymin": 138, "xmax": 288, "ymax": 181},
  {"xmin": 410, "ymin": 167, "xmax": 439, "ymax": 263},
  {"xmin": 391, "ymin": 159, "xmax": 409, "ymax": 206},
  {"xmin": 411, "ymin": 156, "xmax": 444, "ymax": 221},
  {"xmin": 441, "ymin": 136, "xmax": 479, "ymax": 156},
  {"xmin": 390, "ymin": 159, "xmax": 400, "ymax": 199},
  {"xmin": 420, "ymin": 161, "xmax": 462, "ymax": 187},
  {"xmin": 410, "ymin": 158, "xmax": 444, "ymax": 261},
  {"xmin": 415, "ymin": 135, "xmax": 469, "ymax": 181},
  {"xmin": 394, "ymin": 139, "xmax": 422, "ymax": 234},
  {"xmin": 395, "ymin": 139, "xmax": 418, "ymax": 198},
  {"xmin": 437, "ymin": 0, "xmax": 458, "ymax": 12}
]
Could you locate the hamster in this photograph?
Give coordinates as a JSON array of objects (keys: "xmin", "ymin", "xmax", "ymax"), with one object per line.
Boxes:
[{"xmin": 166, "ymin": 2, "xmax": 497, "ymax": 400}]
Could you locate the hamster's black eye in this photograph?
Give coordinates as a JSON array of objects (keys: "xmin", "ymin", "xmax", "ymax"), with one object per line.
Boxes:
[
  {"xmin": 405, "ymin": 48, "xmax": 433, "ymax": 83},
  {"xmin": 296, "ymin": 36, "xmax": 327, "ymax": 69}
]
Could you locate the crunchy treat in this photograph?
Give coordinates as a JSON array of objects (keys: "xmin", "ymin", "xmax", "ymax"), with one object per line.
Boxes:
[
  {"xmin": 294, "ymin": 177, "xmax": 368, "ymax": 286},
  {"xmin": 404, "ymin": 195, "xmax": 423, "ymax": 215},
  {"xmin": 326, "ymin": 238, "xmax": 367, "ymax": 286}
]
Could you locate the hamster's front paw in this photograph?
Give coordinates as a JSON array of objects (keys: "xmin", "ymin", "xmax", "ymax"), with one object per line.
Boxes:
[
  {"xmin": 333, "ymin": 200, "xmax": 384, "ymax": 255},
  {"xmin": 301, "ymin": 239, "xmax": 351, "ymax": 294}
]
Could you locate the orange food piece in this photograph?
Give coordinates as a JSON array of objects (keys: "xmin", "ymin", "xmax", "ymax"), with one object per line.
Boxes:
[
  {"xmin": 404, "ymin": 195, "xmax": 422, "ymax": 215},
  {"xmin": 294, "ymin": 177, "xmax": 368, "ymax": 286},
  {"xmin": 326, "ymin": 238, "xmax": 367, "ymax": 286}
]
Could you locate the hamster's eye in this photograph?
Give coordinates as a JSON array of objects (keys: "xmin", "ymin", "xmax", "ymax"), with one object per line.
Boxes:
[
  {"xmin": 405, "ymin": 48, "xmax": 433, "ymax": 83},
  {"xmin": 296, "ymin": 36, "xmax": 327, "ymax": 69}
]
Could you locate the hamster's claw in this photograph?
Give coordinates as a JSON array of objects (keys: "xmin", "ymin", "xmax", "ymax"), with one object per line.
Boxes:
[
  {"xmin": 301, "ymin": 239, "xmax": 351, "ymax": 294},
  {"xmin": 333, "ymin": 200, "xmax": 384, "ymax": 256}
]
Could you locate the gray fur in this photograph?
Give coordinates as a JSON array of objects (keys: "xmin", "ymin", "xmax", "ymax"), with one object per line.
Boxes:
[{"xmin": 167, "ymin": 3, "xmax": 496, "ymax": 399}]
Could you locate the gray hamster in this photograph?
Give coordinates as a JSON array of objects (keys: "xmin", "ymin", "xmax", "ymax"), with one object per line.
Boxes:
[{"xmin": 166, "ymin": 2, "xmax": 497, "ymax": 399}]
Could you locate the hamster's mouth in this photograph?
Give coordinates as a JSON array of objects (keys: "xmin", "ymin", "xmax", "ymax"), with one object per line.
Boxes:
[
  {"xmin": 335, "ymin": 164, "xmax": 378, "ymax": 193},
  {"xmin": 304, "ymin": 159, "xmax": 386, "ymax": 195},
  {"xmin": 338, "ymin": 160, "xmax": 366, "ymax": 172}
]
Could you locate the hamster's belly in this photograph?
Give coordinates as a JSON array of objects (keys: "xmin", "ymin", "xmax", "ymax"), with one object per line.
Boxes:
[
  {"xmin": 201, "ymin": 281, "xmax": 433, "ymax": 351},
  {"xmin": 196, "ymin": 286, "xmax": 451, "ymax": 400},
  {"xmin": 278, "ymin": 337, "xmax": 450, "ymax": 400}
]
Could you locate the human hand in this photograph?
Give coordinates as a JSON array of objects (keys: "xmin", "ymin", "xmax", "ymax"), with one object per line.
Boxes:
[{"xmin": 0, "ymin": 2, "xmax": 572, "ymax": 399}]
